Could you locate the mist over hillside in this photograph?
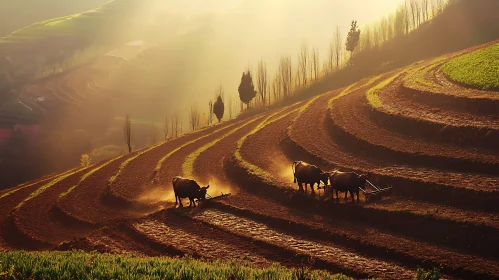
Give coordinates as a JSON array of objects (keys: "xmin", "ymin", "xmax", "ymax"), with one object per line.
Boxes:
[
  {"xmin": 0, "ymin": 0, "xmax": 109, "ymax": 36},
  {"xmin": 117, "ymin": 0, "xmax": 406, "ymax": 122}
]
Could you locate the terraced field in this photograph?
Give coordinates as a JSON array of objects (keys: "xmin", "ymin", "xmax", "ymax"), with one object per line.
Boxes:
[{"xmin": 2, "ymin": 41, "xmax": 499, "ymax": 279}]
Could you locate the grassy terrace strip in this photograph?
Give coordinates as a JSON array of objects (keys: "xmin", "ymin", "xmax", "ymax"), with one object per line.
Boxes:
[
  {"xmin": 182, "ymin": 116, "xmax": 264, "ymax": 178},
  {"xmin": 0, "ymin": 251, "xmax": 353, "ymax": 280},
  {"xmin": 0, "ymin": 169, "xmax": 77, "ymax": 200},
  {"xmin": 442, "ymin": 43, "xmax": 499, "ymax": 90},
  {"xmin": 366, "ymin": 71, "xmax": 406, "ymax": 109},
  {"xmin": 108, "ymin": 143, "xmax": 164, "ymax": 186},
  {"xmin": 234, "ymin": 105, "xmax": 303, "ymax": 180},
  {"xmin": 59, "ymin": 156, "xmax": 123, "ymax": 199},
  {"xmin": 403, "ymin": 56, "xmax": 452, "ymax": 89},
  {"xmin": 154, "ymin": 122, "xmax": 240, "ymax": 177},
  {"xmin": 327, "ymin": 82, "xmax": 363, "ymax": 109},
  {"xmin": 13, "ymin": 168, "xmax": 85, "ymax": 210}
]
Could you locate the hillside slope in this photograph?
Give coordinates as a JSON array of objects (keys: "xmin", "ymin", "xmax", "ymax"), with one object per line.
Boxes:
[
  {"xmin": 1, "ymin": 41, "xmax": 498, "ymax": 280},
  {"xmin": 0, "ymin": 0, "xmax": 109, "ymax": 37}
]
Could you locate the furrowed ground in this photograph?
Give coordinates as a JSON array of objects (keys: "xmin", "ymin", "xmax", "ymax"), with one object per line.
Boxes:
[{"xmin": 2, "ymin": 39, "xmax": 499, "ymax": 279}]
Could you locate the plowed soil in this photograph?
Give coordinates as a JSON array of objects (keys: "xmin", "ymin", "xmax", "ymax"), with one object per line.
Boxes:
[
  {"xmin": 3, "ymin": 40, "xmax": 499, "ymax": 280},
  {"xmin": 109, "ymin": 121, "xmax": 238, "ymax": 205}
]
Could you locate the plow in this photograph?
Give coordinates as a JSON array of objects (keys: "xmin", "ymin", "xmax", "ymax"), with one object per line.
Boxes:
[
  {"xmin": 361, "ymin": 180, "xmax": 393, "ymax": 201},
  {"xmin": 196, "ymin": 191, "xmax": 231, "ymax": 202},
  {"xmin": 318, "ymin": 180, "xmax": 392, "ymax": 201}
]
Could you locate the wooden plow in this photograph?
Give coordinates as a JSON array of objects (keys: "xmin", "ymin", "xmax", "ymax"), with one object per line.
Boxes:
[
  {"xmin": 317, "ymin": 180, "xmax": 392, "ymax": 201},
  {"xmin": 360, "ymin": 180, "xmax": 392, "ymax": 201},
  {"xmin": 195, "ymin": 191, "xmax": 231, "ymax": 202}
]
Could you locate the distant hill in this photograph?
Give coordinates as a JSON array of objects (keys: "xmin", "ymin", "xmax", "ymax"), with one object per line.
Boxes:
[{"xmin": 0, "ymin": 0, "xmax": 109, "ymax": 37}]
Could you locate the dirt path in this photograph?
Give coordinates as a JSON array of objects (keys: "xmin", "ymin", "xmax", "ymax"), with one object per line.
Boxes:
[
  {"xmin": 375, "ymin": 76, "xmax": 499, "ymax": 150},
  {"xmin": 13, "ymin": 167, "xmax": 93, "ymax": 248},
  {"xmin": 194, "ymin": 209, "xmax": 415, "ymax": 279},
  {"xmin": 133, "ymin": 213, "xmax": 268, "ymax": 265},
  {"xmin": 286, "ymin": 79, "xmax": 499, "ymax": 210},
  {"xmin": 0, "ymin": 176, "xmax": 60, "ymax": 250},
  {"xmin": 331, "ymin": 84, "xmax": 499, "ymax": 174},
  {"xmin": 209, "ymin": 196, "xmax": 499, "ymax": 279},
  {"xmin": 56, "ymin": 152, "xmax": 148, "ymax": 226}
]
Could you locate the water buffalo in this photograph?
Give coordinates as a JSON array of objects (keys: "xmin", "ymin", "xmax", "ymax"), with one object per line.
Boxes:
[
  {"xmin": 292, "ymin": 161, "xmax": 329, "ymax": 195},
  {"xmin": 172, "ymin": 176, "xmax": 210, "ymax": 207},
  {"xmin": 328, "ymin": 171, "xmax": 370, "ymax": 202}
]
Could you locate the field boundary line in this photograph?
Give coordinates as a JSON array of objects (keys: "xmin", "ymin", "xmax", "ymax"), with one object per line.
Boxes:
[
  {"xmin": 181, "ymin": 115, "xmax": 265, "ymax": 178},
  {"xmin": 108, "ymin": 143, "xmax": 164, "ymax": 186},
  {"xmin": 234, "ymin": 103, "xmax": 305, "ymax": 180},
  {"xmin": 14, "ymin": 168, "xmax": 86, "ymax": 210},
  {"xmin": 59, "ymin": 156, "xmax": 124, "ymax": 199},
  {"xmin": 0, "ymin": 168, "xmax": 78, "ymax": 201},
  {"xmin": 153, "ymin": 122, "xmax": 242, "ymax": 180}
]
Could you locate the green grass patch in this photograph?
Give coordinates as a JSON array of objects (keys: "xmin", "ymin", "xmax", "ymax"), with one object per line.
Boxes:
[
  {"xmin": 0, "ymin": 0, "xmax": 133, "ymax": 44},
  {"xmin": 442, "ymin": 43, "xmax": 499, "ymax": 90},
  {"xmin": 182, "ymin": 117, "xmax": 262, "ymax": 178},
  {"xmin": 0, "ymin": 251, "xmax": 353, "ymax": 280},
  {"xmin": 366, "ymin": 71, "xmax": 406, "ymax": 109}
]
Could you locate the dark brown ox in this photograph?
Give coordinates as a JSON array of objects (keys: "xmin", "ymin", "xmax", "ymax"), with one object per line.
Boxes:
[
  {"xmin": 328, "ymin": 171, "xmax": 370, "ymax": 202},
  {"xmin": 292, "ymin": 161, "xmax": 329, "ymax": 195},
  {"xmin": 172, "ymin": 176, "xmax": 210, "ymax": 207}
]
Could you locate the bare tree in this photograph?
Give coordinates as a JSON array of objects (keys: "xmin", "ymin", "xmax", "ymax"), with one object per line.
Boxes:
[
  {"xmin": 373, "ymin": 25, "xmax": 381, "ymax": 48},
  {"xmin": 228, "ymin": 96, "xmax": 233, "ymax": 119},
  {"xmin": 327, "ymin": 41, "xmax": 334, "ymax": 74},
  {"xmin": 208, "ymin": 101, "xmax": 213, "ymax": 125},
  {"xmin": 298, "ymin": 42, "xmax": 309, "ymax": 86},
  {"xmin": 124, "ymin": 114, "xmax": 131, "ymax": 153},
  {"xmin": 362, "ymin": 26, "xmax": 372, "ymax": 50},
  {"xmin": 394, "ymin": 6, "xmax": 406, "ymax": 37},
  {"xmin": 272, "ymin": 72, "xmax": 282, "ymax": 104},
  {"xmin": 380, "ymin": 17, "xmax": 388, "ymax": 43},
  {"xmin": 257, "ymin": 59, "xmax": 268, "ymax": 106},
  {"xmin": 172, "ymin": 113, "xmax": 180, "ymax": 138},
  {"xmin": 334, "ymin": 26, "xmax": 342, "ymax": 70},
  {"xmin": 311, "ymin": 47, "xmax": 319, "ymax": 81},
  {"xmin": 405, "ymin": 0, "xmax": 411, "ymax": 34},
  {"xmin": 322, "ymin": 60, "xmax": 329, "ymax": 77},
  {"xmin": 150, "ymin": 122, "xmax": 157, "ymax": 145},
  {"xmin": 387, "ymin": 13, "xmax": 394, "ymax": 40},
  {"xmin": 163, "ymin": 116, "xmax": 169, "ymax": 140},
  {"xmin": 190, "ymin": 106, "xmax": 200, "ymax": 131},
  {"xmin": 409, "ymin": 0, "xmax": 418, "ymax": 30},
  {"xmin": 279, "ymin": 55, "xmax": 292, "ymax": 98},
  {"xmin": 422, "ymin": 0, "xmax": 429, "ymax": 22}
]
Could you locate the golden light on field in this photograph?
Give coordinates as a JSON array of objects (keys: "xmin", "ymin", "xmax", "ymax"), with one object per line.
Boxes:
[{"xmin": 120, "ymin": 0, "xmax": 409, "ymax": 128}]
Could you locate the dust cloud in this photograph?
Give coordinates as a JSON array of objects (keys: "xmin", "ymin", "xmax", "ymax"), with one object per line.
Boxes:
[
  {"xmin": 138, "ymin": 175, "xmax": 235, "ymax": 205},
  {"xmin": 271, "ymin": 158, "xmax": 295, "ymax": 183},
  {"xmin": 137, "ymin": 184, "xmax": 175, "ymax": 205}
]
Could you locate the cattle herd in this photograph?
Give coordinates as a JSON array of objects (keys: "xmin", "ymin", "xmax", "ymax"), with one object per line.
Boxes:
[
  {"xmin": 173, "ymin": 160, "xmax": 370, "ymax": 207},
  {"xmin": 292, "ymin": 161, "xmax": 370, "ymax": 202}
]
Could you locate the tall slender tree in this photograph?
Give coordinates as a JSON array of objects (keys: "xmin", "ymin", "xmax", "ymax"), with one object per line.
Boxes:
[
  {"xmin": 298, "ymin": 42, "xmax": 309, "ymax": 86},
  {"xmin": 238, "ymin": 70, "xmax": 257, "ymax": 109},
  {"xmin": 346, "ymin": 20, "xmax": 361, "ymax": 56},
  {"xmin": 124, "ymin": 114, "xmax": 131, "ymax": 153},
  {"xmin": 334, "ymin": 26, "xmax": 342, "ymax": 70},
  {"xmin": 213, "ymin": 95, "xmax": 225, "ymax": 122},
  {"xmin": 257, "ymin": 59, "xmax": 268, "ymax": 106},
  {"xmin": 163, "ymin": 115, "xmax": 169, "ymax": 140}
]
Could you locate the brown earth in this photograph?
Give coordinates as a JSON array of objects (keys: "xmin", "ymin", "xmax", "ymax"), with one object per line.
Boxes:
[{"xmin": 2, "ymin": 40, "xmax": 499, "ymax": 280}]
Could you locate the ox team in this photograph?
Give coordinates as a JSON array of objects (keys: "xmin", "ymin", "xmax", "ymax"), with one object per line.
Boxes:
[{"xmin": 173, "ymin": 161, "xmax": 369, "ymax": 207}]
